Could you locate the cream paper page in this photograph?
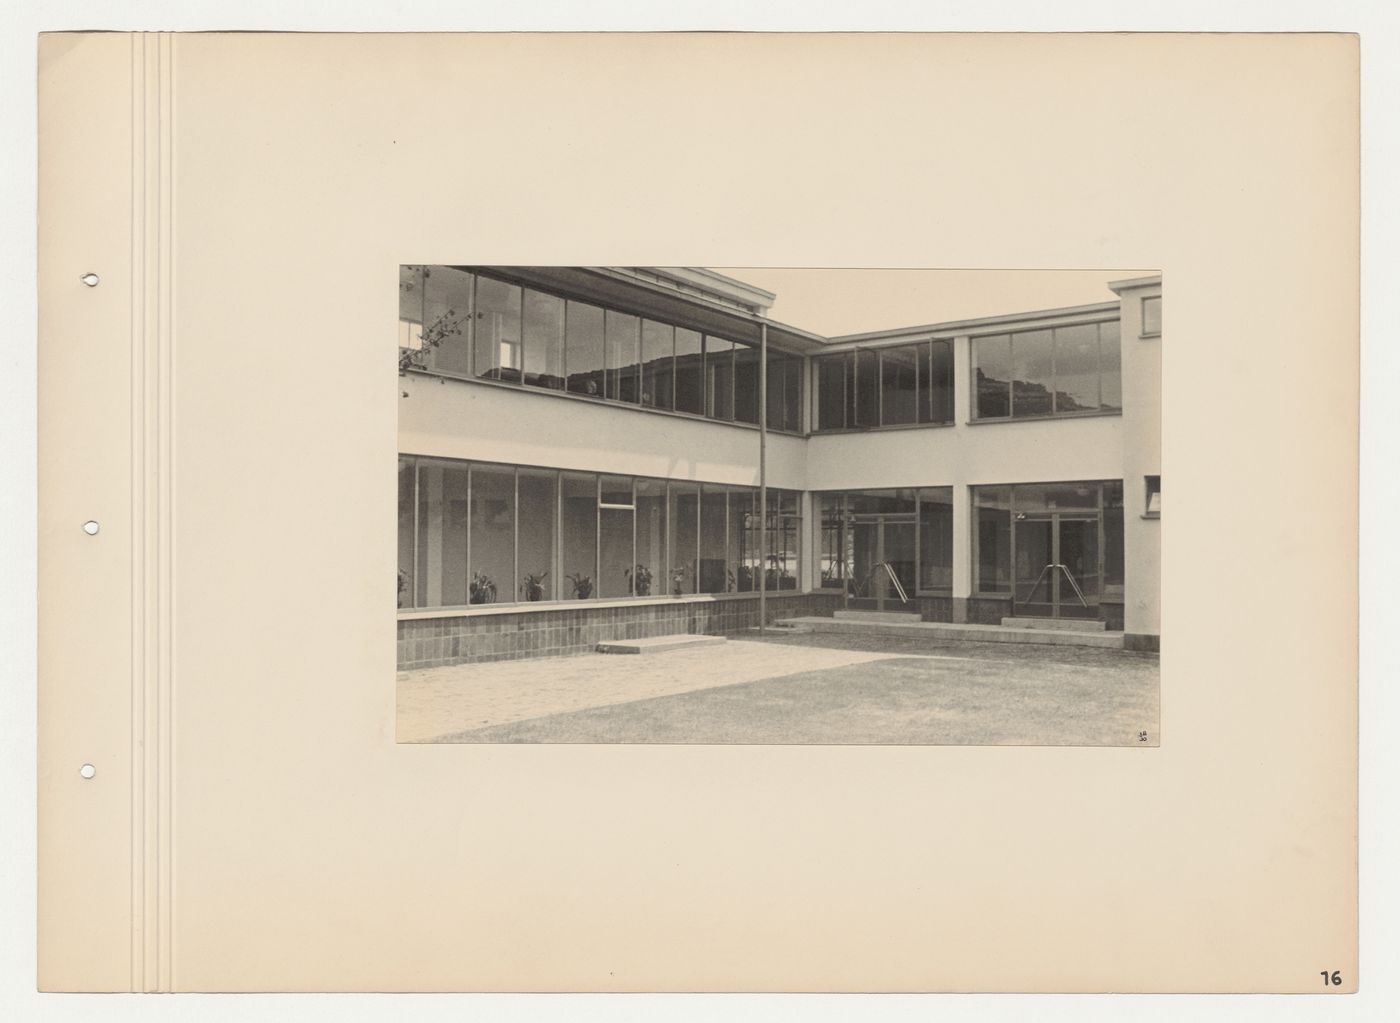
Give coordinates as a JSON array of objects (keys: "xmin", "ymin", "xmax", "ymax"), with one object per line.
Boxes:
[{"xmin": 37, "ymin": 32, "xmax": 1358, "ymax": 992}]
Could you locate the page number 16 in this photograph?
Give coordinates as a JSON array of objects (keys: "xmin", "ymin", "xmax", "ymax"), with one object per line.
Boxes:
[{"xmin": 1321, "ymin": 970, "xmax": 1343, "ymax": 986}]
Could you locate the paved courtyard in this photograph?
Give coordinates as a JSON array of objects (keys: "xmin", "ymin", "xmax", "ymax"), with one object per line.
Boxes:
[{"xmin": 397, "ymin": 632, "xmax": 1159, "ymax": 746}]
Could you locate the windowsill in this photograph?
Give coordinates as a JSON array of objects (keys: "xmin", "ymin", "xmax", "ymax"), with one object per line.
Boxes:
[
  {"xmin": 967, "ymin": 409, "xmax": 1123, "ymax": 426},
  {"xmin": 1142, "ymin": 512, "xmax": 1160, "ymax": 520},
  {"xmin": 402, "ymin": 365, "xmax": 806, "ymax": 438},
  {"xmin": 398, "ymin": 589, "xmax": 821, "ymax": 619},
  {"xmin": 810, "ymin": 420, "xmax": 955, "ymax": 436},
  {"xmin": 1139, "ymin": 331, "xmax": 1162, "ymax": 340}
]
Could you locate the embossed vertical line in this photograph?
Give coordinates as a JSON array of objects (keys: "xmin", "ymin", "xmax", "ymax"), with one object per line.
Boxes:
[{"xmin": 128, "ymin": 30, "xmax": 144, "ymax": 995}]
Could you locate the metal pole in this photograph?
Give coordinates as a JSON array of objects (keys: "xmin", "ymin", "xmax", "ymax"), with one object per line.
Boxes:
[{"xmin": 758, "ymin": 323, "xmax": 768, "ymax": 633}]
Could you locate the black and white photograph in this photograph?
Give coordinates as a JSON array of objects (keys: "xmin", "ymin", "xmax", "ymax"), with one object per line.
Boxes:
[{"xmin": 395, "ymin": 266, "xmax": 1162, "ymax": 745}]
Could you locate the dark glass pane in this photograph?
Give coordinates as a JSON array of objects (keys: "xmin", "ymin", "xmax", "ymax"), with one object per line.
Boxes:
[
  {"xmin": 1099, "ymin": 320, "xmax": 1122, "ymax": 411},
  {"xmin": 422, "ymin": 266, "xmax": 473, "ymax": 375},
  {"xmin": 1142, "ymin": 295, "xmax": 1162, "ymax": 335},
  {"xmin": 880, "ymin": 345, "xmax": 920, "ymax": 425},
  {"xmin": 1013, "ymin": 481, "xmax": 1100, "ymax": 514},
  {"xmin": 854, "ymin": 350, "xmax": 879, "ymax": 427},
  {"xmin": 641, "ymin": 319, "xmax": 674, "ymax": 410},
  {"xmin": 1104, "ymin": 498, "xmax": 1125, "ymax": 593},
  {"xmin": 397, "ymin": 457, "xmax": 415, "ymax": 609},
  {"xmin": 976, "ymin": 503, "xmax": 1012, "ymax": 594},
  {"xmin": 816, "ymin": 355, "xmax": 847, "ymax": 430},
  {"xmin": 600, "ymin": 475, "xmax": 633, "ymax": 507},
  {"xmin": 560, "ymin": 472, "xmax": 597, "ymax": 599},
  {"xmin": 634, "ymin": 479, "xmax": 667, "ymax": 597},
  {"xmin": 605, "ymin": 311, "xmax": 640, "ymax": 403},
  {"xmin": 473, "ymin": 276, "xmax": 522, "ymax": 383},
  {"xmin": 517, "ymin": 470, "xmax": 557, "ymax": 601},
  {"xmin": 765, "ymin": 351, "xmax": 787, "ymax": 430},
  {"xmin": 398, "ymin": 266, "xmax": 425, "ymax": 362},
  {"xmin": 783, "ymin": 356, "xmax": 802, "ymax": 432},
  {"xmin": 846, "ymin": 489, "xmax": 916, "ymax": 515},
  {"xmin": 973, "ymin": 335, "xmax": 1012, "ymax": 419},
  {"xmin": 669, "ymin": 483, "xmax": 699, "ymax": 594},
  {"xmin": 706, "ymin": 337, "xmax": 734, "ymax": 420},
  {"xmin": 918, "ymin": 487, "xmax": 953, "ymax": 592},
  {"xmin": 598, "ymin": 508, "xmax": 634, "ymax": 598},
  {"xmin": 1053, "ymin": 323, "xmax": 1100, "ymax": 413},
  {"xmin": 928, "ymin": 340, "xmax": 953, "ymax": 423},
  {"xmin": 522, "ymin": 289, "xmax": 565, "ymax": 390},
  {"xmin": 699, "ymin": 485, "xmax": 730, "ymax": 593},
  {"xmin": 674, "ymin": 327, "xmax": 704, "ymax": 415},
  {"xmin": 468, "ymin": 466, "xmax": 515, "ymax": 604},
  {"xmin": 766, "ymin": 489, "xmax": 800, "ymax": 590},
  {"xmin": 818, "ymin": 494, "xmax": 849, "ymax": 590},
  {"xmin": 1010, "ymin": 329, "xmax": 1053, "ymax": 417},
  {"xmin": 415, "ymin": 462, "xmax": 469, "ymax": 608},
  {"xmin": 565, "ymin": 301, "xmax": 606, "ymax": 398},
  {"xmin": 733, "ymin": 344, "xmax": 760, "ymax": 424},
  {"xmin": 731, "ymin": 489, "xmax": 757, "ymax": 592}
]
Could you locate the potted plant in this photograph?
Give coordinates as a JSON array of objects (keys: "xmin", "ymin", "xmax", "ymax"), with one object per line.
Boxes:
[
  {"xmin": 567, "ymin": 573, "xmax": 593, "ymax": 600},
  {"xmin": 397, "ymin": 568, "xmax": 410, "ymax": 608},
  {"xmin": 625, "ymin": 563, "xmax": 653, "ymax": 596},
  {"xmin": 669, "ymin": 565, "xmax": 689, "ymax": 597},
  {"xmin": 521, "ymin": 571, "xmax": 548, "ymax": 602},
  {"xmin": 469, "ymin": 572, "xmax": 497, "ymax": 605}
]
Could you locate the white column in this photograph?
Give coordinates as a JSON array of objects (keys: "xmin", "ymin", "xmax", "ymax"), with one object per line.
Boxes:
[
  {"xmin": 952, "ymin": 333, "xmax": 972, "ymax": 426},
  {"xmin": 951, "ymin": 482, "xmax": 972, "ymax": 622}
]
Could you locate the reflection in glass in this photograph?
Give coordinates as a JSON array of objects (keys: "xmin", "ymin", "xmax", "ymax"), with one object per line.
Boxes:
[
  {"xmin": 416, "ymin": 462, "xmax": 470, "ymax": 608},
  {"xmin": 731, "ymin": 489, "xmax": 757, "ymax": 592},
  {"xmin": 674, "ymin": 328, "xmax": 704, "ymax": 415},
  {"xmin": 397, "ymin": 458, "xmax": 416, "ymax": 608},
  {"xmin": 422, "ymin": 266, "xmax": 474, "ymax": 375},
  {"xmin": 880, "ymin": 345, "xmax": 920, "ymax": 425},
  {"xmin": 605, "ymin": 311, "xmax": 640, "ymax": 403},
  {"xmin": 699, "ymin": 485, "xmax": 730, "ymax": 593},
  {"xmin": 641, "ymin": 320, "xmax": 674, "ymax": 410},
  {"xmin": 516, "ymin": 469, "xmax": 557, "ymax": 601},
  {"xmin": 565, "ymin": 301, "xmax": 606, "ymax": 398},
  {"xmin": 599, "ymin": 506, "xmax": 635, "ymax": 598},
  {"xmin": 927, "ymin": 340, "xmax": 953, "ymax": 423},
  {"xmin": 818, "ymin": 494, "xmax": 849, "ymax": 590},
  {"xmin": 669, "ymin": 483, "xmax": 699, "ymax": 595},
  {"xmin": 634, "ymin": 479, "xmax": 668, "ymax": 597},
  {"xmin": 560, "ymin": 473, "xmax": 597, "ymax": 599},
  {"xmin": 1010, "ymin": 329, "xmax": 1054, "ymax": 416},
  {"xmin": 1099, "ymin": 321, "xmax": 1122, "ymax": 411},
  {"xmin": 398, "ymin": 265, "xmax": 425, "ymax": 357},
  {"xmin": 733, "ymin": 344, "xmax": 760, "ymax": 424},
  {"xmin": 782, "ymin": 354, "xmax": 802, "ymax": 431},
  {"xmin": 973, "ymin": 486, "xmax": 1012, "ymax": 594},
  {"xmin": 854, "ymin": 350, "xmax": 879, "ymax": 427},
  {"xmin": 473, "ymin": 276, "xmax": 522, "ymax": 382},
  {"xmin": 917, "ymin": 487, "xmax": 953, "ymax": 592},
  {"xmin": 522, "ymin": 289, "xmax": 566, "ymax": 390},
  {"xmin": 469, "ymin": 466, "xmax": 515, "ymax": 604},
  {"xmin": 1053, "ymin": 323, "xmax": 1100, "ymax": 412},
  {"xmin": 817, "ymin": 354, "xmax": 847, "ymax": 430},
  {"xmin": 974, "ymin": 335, "xmax": 1012, "ymax": 418},
  {"xmin": 706, "ymin": 337, "xmax": 735, "ymax": 420}
]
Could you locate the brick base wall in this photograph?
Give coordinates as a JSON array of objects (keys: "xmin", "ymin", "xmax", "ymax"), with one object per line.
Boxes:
[{"xmin": 398, "ymin": 592, "xmax": 844, "ymax": 670}]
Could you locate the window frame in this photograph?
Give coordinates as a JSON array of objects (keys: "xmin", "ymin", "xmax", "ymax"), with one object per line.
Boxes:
[{"xmin": 968, "ymin": 318, "xmax": 1124, "ymax": 424}]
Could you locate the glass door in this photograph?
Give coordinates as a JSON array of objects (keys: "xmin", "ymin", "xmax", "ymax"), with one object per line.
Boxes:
[
  {"xmin": 847, "ymin": 516, "xmax": 916, "ymax": 611},
  {"xmin": 1013, "ymin": 514, "xmax": 1101, "ymax": 619}
]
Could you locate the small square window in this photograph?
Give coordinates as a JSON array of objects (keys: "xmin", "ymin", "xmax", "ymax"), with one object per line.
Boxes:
[
  {"xmin": 1141, "ymin": 295, "xmax": 1162, "ymax": 337},
  {"xmin": 1145, "ymin": 475, "xmax": 1161, "ymax": 517}
]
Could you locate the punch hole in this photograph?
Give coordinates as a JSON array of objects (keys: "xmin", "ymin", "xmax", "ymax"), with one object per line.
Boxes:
[
  {"xmin": 79, "ymin": 764, "xmax": 96, "ymax": 779},
  {"xmin": 81, "ymin": 273, "xmax": 100, "ymax": 287},
  {"xmin": 83, "ymin": 520, "xmax": 100, "ymax": 535}
]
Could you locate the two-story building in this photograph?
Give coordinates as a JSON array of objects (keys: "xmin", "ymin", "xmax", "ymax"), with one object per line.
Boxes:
[{"xmin": 396, "ymin": 266, "xmax": 1161, "ymax": 670}]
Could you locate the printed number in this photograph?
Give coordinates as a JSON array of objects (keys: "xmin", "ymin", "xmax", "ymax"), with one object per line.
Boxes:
[
  {"xmin": 1138, "ymin": 731, "xmax": 1149, "ymax": 742},
  {"xmin": 1321, "ymin": 970, "xmax": 1342, "ymax": 986}
]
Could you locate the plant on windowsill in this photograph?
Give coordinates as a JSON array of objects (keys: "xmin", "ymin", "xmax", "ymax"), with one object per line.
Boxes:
[
  {"xmin": 669, "ymin": 565, "xmax": 689, "ymax": 597},
  {"xmin": 397, "ymin": 569, "xmax": 409, "ymax": 609},
  {"xmin": 566, "ymin": 573, "xmax": 593, "ymax": 600},
  {"xmin": 469, "ymin": 572, "xmax": 497, "ymax": 605},
  {"xmin": 736, "ymin": 565, "xmax": 754, "ymax": 592},
  {"xmin": 521, "ymin": 571, "xmax": 548, "ymax": 602},
  {"xmin": 625, "ymin": 563, "xmax": 653, "ymax": 597}
]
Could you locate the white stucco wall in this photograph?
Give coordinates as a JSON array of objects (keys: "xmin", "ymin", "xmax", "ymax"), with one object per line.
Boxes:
[
  {"xmin": 1116, "ymin": 281, "xmax": 1163, "ymax": 638},
  {"xmin": 398, "ymin": 372, "xmax": 808, "ymax": 491}
]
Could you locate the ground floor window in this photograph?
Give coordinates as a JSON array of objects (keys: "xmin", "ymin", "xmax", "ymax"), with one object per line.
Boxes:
[
  {"xmin": 972, "ymin": 480, "xmax": 1124, "ymax": 620},
  {"xmin": 816, "ymin": 487, "xmax": 951, "ymax": 611},
  {"xmin": 398, "ymin": 455, "xmax": 802, "ymax": 609}
]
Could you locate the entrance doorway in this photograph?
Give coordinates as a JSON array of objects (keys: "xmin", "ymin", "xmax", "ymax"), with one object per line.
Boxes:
[
  {"xmin": 1014, "ymin": 514, "xmax": 1101, "ymax": 619},
  {"xmin": 848, "ymin": 516, "xmax": 916, "ymax": 611}
]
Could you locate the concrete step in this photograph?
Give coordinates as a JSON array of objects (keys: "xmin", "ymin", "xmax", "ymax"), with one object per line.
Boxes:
[
  {"xmin": 596, "ymin": 634, "xmax": 726, "ymax": 655},
  {"xmin": 1001, "ymin": 616, "xmax": 1107, "ymax": 632},
  {"xmin": 833, "ymin": 610, "xmax": 924, "ymax": 623},
  {"xmin": 774, "ymin": 616, "xmax": 1124, "ymax": 649}
]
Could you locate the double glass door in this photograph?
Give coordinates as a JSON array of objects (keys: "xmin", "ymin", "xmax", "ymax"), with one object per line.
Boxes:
[
  {"xmin": 848, "ymin": 516, "xmax": 916, "ymax": 611},
  {"xmin": 1014, "ymin": 514, "xmax": 1101, "ymax": 619}
]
